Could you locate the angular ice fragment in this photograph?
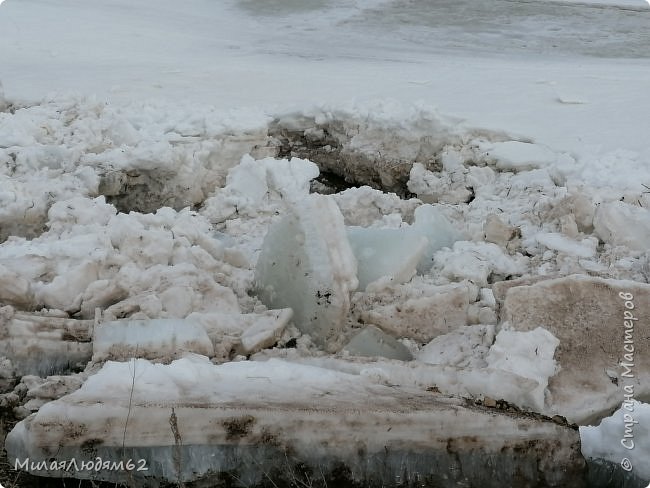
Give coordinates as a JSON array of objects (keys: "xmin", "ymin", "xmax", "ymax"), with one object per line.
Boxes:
[
  {"xmin": 187, "ymin": 309, "xmax": 292, "ymax": 356},
  {"xmin": 0, "ymin": 264, "xmax": 33, "ymax": 309},
  {"xmin": 434, "ymin": 241, "xmax": 524, "ymax": 287},
  {"xmin": 343, "ymin": 325, "xmax": 413, "ymax": 361},
  {"xmin": 535, "ymin": 232, "xmax": 597, "ymax": 258},
  {"xmin": 357, "ymin": 282, "xmax": 472, "ymax": 342},
  {"xmin": 0, "ymin": 307, "xmax": 92, "ymax": 376},
  {"xmin": 503, "ymin": 274, "xmax": 650, "ymax": 424},
  {"xmin": 418, "ymin": 324, "xmax": 495, "ymax": 368},
  {"xmin": 593, "ymin": 200, "xmax": 650, "ymax": 252},
  {"xmin": 5, "ymin": 356, "xmax": 586, "ymax": 487},
  {"xmin": 486, "ymin": 327, "xmax": 559, "ymax": 412},
  {"xmin": 580, "ymin": 400, "xmax": 650, "ymax": 481},
  {"xmin": 254, "ymin": 195, "xmax": 357, "ymax": 347},
  {"xmin": 93, "ymin": 319, "xmax": 214, "ymax": 362},
  {"xmin": 203, "ymin": 155, "xmax": 319, "ymax": 221},
  {"xmin": 409, "ymin": 204, "xmax": 460, "ymax": 274},
  {"xmin": 484, "ymin": 141, "xmax": 558, "ymax": 172},
  {"xmin": 346, "ymin": 227, "xmax": 427, "ymax": 290}
]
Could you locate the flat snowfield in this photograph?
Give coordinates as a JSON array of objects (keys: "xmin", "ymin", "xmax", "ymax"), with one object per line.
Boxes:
[{"xmin": 1, "ymin": 0, "xmax": 650, "ymax": 157}]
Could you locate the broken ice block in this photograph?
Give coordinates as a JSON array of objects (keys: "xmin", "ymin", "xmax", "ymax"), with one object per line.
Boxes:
[
  {"xmin": 0, "ymin": 307, "xmax": 92, "ymax": 376},
  {"xmin": 408, "ymin": 204, "xmax": 460, "ymax": 274},
  {"xmin": 347, "ymin": 227, "xmax": 427, "ymax": 290},
  {"xmin": 343, "ymin": 325, "xmax": 413, "ymax": 361},
  {"xmin": 187, "ymin": 309, "xmax": 292, "ymax": 356},
  {"xmin": 347, "ymin": 204, "xmax": 459, "ymax": 289},
  {"xmin": 5, "ymin": 356, "xmax": 586, "ymax": 487},
  {"xmin": 593, "ymin": 200, "xmax": 650, "ymax": 252},
  {"xmin": 486, "ymin": 327, "xmax": 559, "ymax": 412},
  {"xmin": 483, "ymin": 141, "xmax": 558, "ymax": 172},
  {"xmin": 254, "ymin": 195, "xmax": 358, "ymax": 347},
  {"xmin": 93, "ymin": 319, "xmax": 214, "ymax": 362},
  {"xmin": 356, "ymin": 282, "xmax": 472, "ymax": 342}
]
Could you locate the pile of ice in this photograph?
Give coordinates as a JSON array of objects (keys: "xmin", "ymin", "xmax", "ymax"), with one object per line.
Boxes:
[
  {"xmin": 5, "ymin": 354, "xmax": 586, "ymax": 487},
  {"xmin": 1, "ymin": 95, "xmax": 650, "ymax": 486}
]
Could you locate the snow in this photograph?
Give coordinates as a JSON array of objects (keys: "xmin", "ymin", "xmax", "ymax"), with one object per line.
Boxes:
[
  {"xmin": 486, "ymin": 327, "xmax": 560, "ymax": 412},
  {"xmin": 1, "ymin": 0, "xmax": 650, "ymax": 484},
  {"xmin": 580, "ymin": 401, "xmax": 650, "ymax": 480}
]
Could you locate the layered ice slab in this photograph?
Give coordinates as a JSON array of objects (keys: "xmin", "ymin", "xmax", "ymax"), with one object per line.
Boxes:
[
  {"xmin": 93, "ymin": 311, "xmax": 293, "ymax": 362},
  {"xmin": 501, "ymin": 274, "xmax": 650, "ymax": 424},
  {"xmin": 580, "ymin": 401, "xmax": 650, "ymax": 486},
  {"xmin": 6, "ymin": 355, "xmax": 586, "ymax": 487},
  {"xmin": 93, "ymin": 319, "xmax": 214, "ymax": 362},
  {"xmin": 0, "ymin": 307, "xmax": 93, "ymax": 376},
  {"xmin": 254, "ymin": 194, "xmax": 358, "ymax": 347}
]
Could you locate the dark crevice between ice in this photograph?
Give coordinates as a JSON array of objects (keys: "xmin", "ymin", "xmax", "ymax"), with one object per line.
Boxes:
[{"xmin": 268, "ymin": 121, "xmax": 427, "ymax": 199}]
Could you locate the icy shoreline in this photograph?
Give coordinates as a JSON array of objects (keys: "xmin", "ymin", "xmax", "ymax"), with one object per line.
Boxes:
[{"xmin": 0, "ymin": 89, "xmax": 649, "ymax": 486}]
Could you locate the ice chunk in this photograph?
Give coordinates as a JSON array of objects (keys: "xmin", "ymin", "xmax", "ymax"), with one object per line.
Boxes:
[
  {"xmin": 264, "ymin": 157, "xmax": 320, "ymax": 202},
  {"xmin": 93, "ymin": 319, "xmax": 214, "ymax": 362},
  {"xmin": 34, "ymin": 260, "xmax": 99, "ymax": 313},
  {"xmin": 356, "ymin": 282, "xmax": 472, "ymax": 342},
  {"xmin": 580, "ymin": 401, "xmax": 650, "ymax": 482},
  {"xmin": 418, "ymin": 324, "xmax": 495, "ymax": 368},
  {"xmin": 0, "ymin": 307, "xmax": 92, "ymax": 376},
  {"xmin": 409, "ymin": 204, "xmax": 460, "ymax": 274},
  {"xmin": 483, "ymin": 141, "xmax": 557, "ymax": 172},
  {"xmin": 203, "ymin": 155, "xmax": 319, "ymax": 221},
  {"xmin": 483, "ymin": 213, "xmax": 517, "ymax": 247},
  {"xmin": 347, "ymin": 227, "xmax": 427, "ymax": 290},
  {"xmin": 0, "ymin": 264, "xmax": 33, "ymax": 309},
  {"xmin": 343, "ymin": 325, "xmax": 413, "ymax": 361},
  {"xmin": 6, "ymin": 356, "xmax": 585, "ymax": 487},
  {"xmin": 344, "ymin": 204, "xmax": 459, "ymax": 289},
  {"xmin": 502, "ymin": 274, "xmax": 650, "ymax": 424},
  {"xmin": 187, "ymin": 309, "xmax": 292, "ymax": 356},
  {"xmin": 593, "ymin": 200, "xmax": 650, "ymax": 252},
  {"xmin": 407, "ymin": 162, "xmax": 472, "ymax": 204},
  {"xmin": 486, "ymin": 327, "xmax": 559, "ymax": 412},
  {"xmin": 254, "ymin": 195, "xmax": 358, "ymax": 347},
  {"xmin": 434, "ymin": 241, "xmax": 525, "ymax": 286},
  {"xmin": 535, "ymin": 232, "xmax": 597, "ymax": 258},
  {"xmin": 22, "ymin": 373, "xmax": 85, "ymax": 411},
  {"xmin": 333, "ymin": 186, "xmax": 420, "ymax": 227}
]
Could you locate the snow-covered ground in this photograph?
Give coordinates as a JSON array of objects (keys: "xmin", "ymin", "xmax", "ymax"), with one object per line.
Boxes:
[{"xmin": 1, "ymin": 0, "xmax": 650, "ymax": 486}]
